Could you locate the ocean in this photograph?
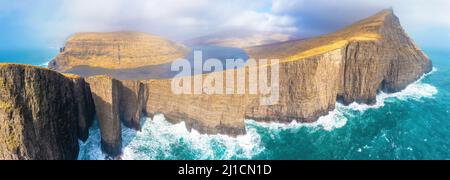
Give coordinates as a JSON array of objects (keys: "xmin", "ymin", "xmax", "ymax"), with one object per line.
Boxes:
[{"xmin": 1, "ymin": 48, "xmax": 448, "ymax": 160}]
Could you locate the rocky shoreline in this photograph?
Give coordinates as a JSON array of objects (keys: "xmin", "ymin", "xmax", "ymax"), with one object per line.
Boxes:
[{"xmin": 0, "ymin": 10, "xmax": 432, "ymax": 159}]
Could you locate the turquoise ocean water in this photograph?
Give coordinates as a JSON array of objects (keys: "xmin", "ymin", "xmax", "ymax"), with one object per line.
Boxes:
[{"xmin": 1, "ymin": 48, "xmax": 448, "ymax": 160}]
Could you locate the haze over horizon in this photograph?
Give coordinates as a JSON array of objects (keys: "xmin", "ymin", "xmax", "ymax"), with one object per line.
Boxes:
[{"xmin": 1, "ymin": 0, "xmax": 449, "ymax": 50}]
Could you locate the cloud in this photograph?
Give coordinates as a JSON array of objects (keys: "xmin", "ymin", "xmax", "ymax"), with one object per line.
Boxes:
[
  {"xmin": 271, "ymin": 0, "xmax": 387, "ymax": 35},
  {"xmin": 1, "ymin": 0, "xmax": 450, "ymax": 50},
  {"xmin": 223, "ymin": 11, "xmax": 298, "ymax": 33},
  {"xmin": 47, "ymin": 0, "xmax": 291, "ymax": 41},
  {"xmin": 270, "ymin": 0, "xmax": 450, "ymax": 49}
]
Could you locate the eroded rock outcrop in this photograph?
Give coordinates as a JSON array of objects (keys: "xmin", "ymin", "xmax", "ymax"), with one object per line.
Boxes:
[
  {"xmin": 1, "ymin": 9, "xmax": 430, "ymax": 159},
  {"xmin": 245, "ymin": 9, "xmax": 432, "ymax": 122},
  {"xmin": 85, "ymin": 76, "xmax": 148, "ymax": 157},
  {"xmin": 143, "ymin": 79, "xmax": 247, "ymax": 136},
  {"xmin": 65, "ymin": 74, "xmax": 96, "ymax": 141},
  {"xmin": 0, "ymin": 64, "xmax": 80, "ymax": 160},
  {"xmin": 50, "ymin": 9, "xmax": 432, "ymax": 138},
  {"xmin": 119, "ymin": 80, "xmax": 147, "ymax": 131},
  {"xmin": 85, "ymin": 76, "xmax": 122, "ymax": 157}
]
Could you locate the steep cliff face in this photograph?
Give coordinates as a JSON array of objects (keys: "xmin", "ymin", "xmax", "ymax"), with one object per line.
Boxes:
[
  {"xmin": 0, "ymin": 64, "xmax": 80, "ymax": 160},
  {"xmin": 245, "ymin": 49, "xmax": 344, "ymax": 122},
  {"xmin": 49, "ymin": 32, "xmax": 189, "ymax": 72},
  {"xmin": 338, "ymin": 10, "xmax": 431, "ymax": 104},
  {"xmin": 85, "ymin": 76, "xmax": 148, "ymax": 157},
  {"xmin": 245, "ymin": 9, "xmax": 432, "ymax": 121},
  {"xmin": 119, "ymin": 80, "xmax": 147, "ymax": 131},
  {"xmin": 144, "ymin": 79, "xmax": 247, "ymax": 136},
  {"xmin": 65, "ymin": 74, "xmax": 96, "ymax": 141},
  {"xmin": 7, "ymin": 9, "xmax": 430, "ymax": 158},
  {"xmin": 85, "ymin": 76, "xmax": 122, "ymax": 157}
]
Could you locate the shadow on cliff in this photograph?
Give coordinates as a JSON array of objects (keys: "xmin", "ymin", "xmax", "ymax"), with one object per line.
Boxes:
[
  {"xmin": 119, "ymin": 82, "xmax": 149, "ymax": 149},
  {"xmin": 88, "ymin": 84, "xmax": 149, "ymax": 156}
]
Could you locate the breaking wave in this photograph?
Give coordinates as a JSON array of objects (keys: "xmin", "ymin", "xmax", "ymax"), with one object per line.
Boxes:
[
  {"xmin": 79, "ymin": 114, "xmax": 264, "ymax": 160},
  {"xmin": 247, "ymin": 68, "xmax": 438, "ymax": 132},
  {"xmin": 246, "ymin": 107, "xmax": 349, "ymax": 132},
  {"xmin": 79, "ymin": 68, "xmax": 438, "ymax": 160},
  {"xmin": 344, "ymin": 68, "xmax": 438, "ymax": 112}
]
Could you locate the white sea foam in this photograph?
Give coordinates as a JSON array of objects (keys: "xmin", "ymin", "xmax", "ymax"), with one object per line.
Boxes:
[
  {"xmin": 78, "ymin": 124, "xmax": 104, "ymax": 160},
  {"xmin": 344, "ymin": 68, "xmax": 438, "ymax": 112},
  {"xmin": 246, "ymin": 106, "xmax": 349, "ymax": 132},
  {"xmin": 78, "ymin": 68, "xmax": 438, "ymax": 160},
  {"xmin": 245, "ymin": 68, "xmax": 438, "ymax": 132},
  {"xmin": 79, "ymin": 114, "xmax": 264, "ymax": 160},
  {"xmin": 123, "ymin": 114, "xmax": 263, "ymax": 160}
]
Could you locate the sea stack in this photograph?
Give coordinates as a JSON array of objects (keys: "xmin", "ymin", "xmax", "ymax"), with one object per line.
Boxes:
[
  {"xmin": 85, "ymin": 76, "xmax": 123, "ymax": 157},
  {"xmin": 48, "ymin": 9, "xmax": 432, "ymax": 137},
  {"xmin": 0, "ymin": 9, "xmax": 433, "ymax": 159}
]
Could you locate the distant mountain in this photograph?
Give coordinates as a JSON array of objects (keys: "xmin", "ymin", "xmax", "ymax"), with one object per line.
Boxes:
[{"xmin": 185, "ymin": 31, "xmax": 297, "ymax": 48}]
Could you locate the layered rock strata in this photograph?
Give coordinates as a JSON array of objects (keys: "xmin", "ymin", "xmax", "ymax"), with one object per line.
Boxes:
[
  {"xmin": 65, "ymin": 74, "xmax": 96, "ymax": 141},
  {"xmin": 244, "ymin": 9, "xmax": 432, "ymax": 122},
  {"xmin": 85, "ymin": 76, "xmax": 122, "ymax": 157},
  {"xmin": 0, "ymin": 64, "xmax": 82, "ymax": 160},
  {"xmin": 49, "ymin": 32, "xmax": 189, "ymax": 72},
  {"xmin": 84, "ymin": 76, "xmax": 148, "ymax": 157},
  {"xmin": 0, "ymin": 10, "xmax": 433, "ymax": 159},
  {"xmin": 119, "ymin": 80, "xmax": 147, "ymax": 131}
]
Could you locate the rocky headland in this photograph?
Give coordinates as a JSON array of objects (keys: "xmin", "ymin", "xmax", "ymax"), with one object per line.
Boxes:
[
  {"xmin": 0, "ymin": 9, "xmax": 432, "ymax": 159},
  {"xmin": 49, "ymin": 32, "xmax": 189, "ymax": 72}
]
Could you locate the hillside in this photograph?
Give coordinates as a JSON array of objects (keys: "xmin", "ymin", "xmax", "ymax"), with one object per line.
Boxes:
[{"xmin": 49, "ymin": 32, "xmax": 189, "ymax": 71}]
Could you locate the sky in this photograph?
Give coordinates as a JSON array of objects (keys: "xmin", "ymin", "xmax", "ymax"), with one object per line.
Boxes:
[{"xmin": 0, "ymin": 0, "xmax": 450, "ymax": 51}]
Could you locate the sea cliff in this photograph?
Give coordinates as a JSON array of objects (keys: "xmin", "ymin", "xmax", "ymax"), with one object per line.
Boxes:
[
  {"xmin": 0, "ymin": 64, "xmax": 91, "ymax": 160},
  {"xmin": 0, "ymin": 10, "xmax": 432, "ymax": 159}
]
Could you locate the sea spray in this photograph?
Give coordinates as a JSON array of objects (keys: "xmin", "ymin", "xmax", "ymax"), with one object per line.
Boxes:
[
  {"xmin": 79, "ymin": 67, "xmax": 441, "ymax": 160},
  {"xmin": 79, "ymin": 114, "xmax": 264, "ymax": 160},
  {"xmin": 246, "ymin": 106, "xmax": 349, "ymax": 132},
  {"xmin": 343, "ymin": 68, "xmax": 438, "ymax": 112},
  {"xmin": 247, "ymin": 67, "xmax": 438, "ymax": 133},
  {"xmin": 122, "ymin": 114, "xmax": 264, "ymax": 160}
]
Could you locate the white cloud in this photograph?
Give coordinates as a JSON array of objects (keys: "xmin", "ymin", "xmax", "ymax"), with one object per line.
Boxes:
[
  {"xmin": 270, "ymin": 0, "xmax": 450, "ymax": 30},
  {"xmin": 223, "ymin": 11, "xmax": 297, "ymax": 33},
  {"xmin": 2, "ymin": 0, "xmax": 450, "ymax": 49},
  {"xmin": 270, "ymin": 0, "xmax": 450, "ymax": 49},
  {"xmin": 44, "ymin": 0, "xmax": 293, "ymax": 41}
]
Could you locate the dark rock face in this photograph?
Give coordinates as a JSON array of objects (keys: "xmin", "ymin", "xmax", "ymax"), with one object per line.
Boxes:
[
  {"xmin": 67, "ymin": 75, "xmax": 96, "ymax": 141},
  {"xmin": 143, "ymin": 79, "xmax": 248, "ymax": 137},
  {"xmin": 339, "ymin": 11, "xmax": 432, "ymax": 105},
  {"xmin": 85, "ymin": 76, "xmax": 148, "ymax": 157},
  {"xmin": 85, "ymin": 76, "xmax": 122, "ymax": 157},
  {"xmin": 245, "ymin": 9, "xmax": 432, "ymax": 122},
  {"xmin": 0, "ymin": 64, "xmax": 79, "ymax": 160},
  {"xmin": 245, "ymin": 49, "xmax": 344, "ymax": 123},
  {"xmin": 0, "ymin": 9, "xmax": 432, "ymax": 159},
  {"xmin": 118, "ymin": 80, "xmax": 147, "ymax": 131}
]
